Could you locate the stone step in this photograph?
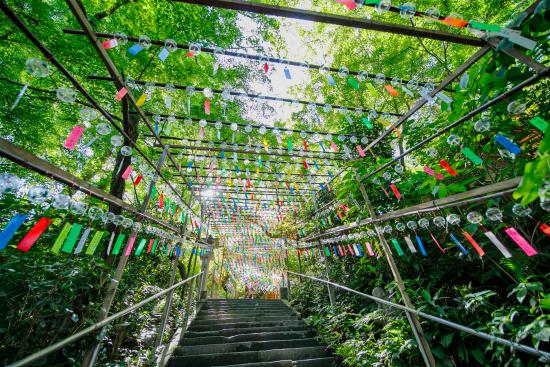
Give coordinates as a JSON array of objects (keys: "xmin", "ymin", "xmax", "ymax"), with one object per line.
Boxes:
[
  {"xmin": 185, "ymin": 325, "xmax": 312, "ymax": 338},
  {"xmin": 175, "ymin": 338, "xmax": 320, "ymax": 356},
  {"xmin": 202, "ymin": 306, "xmax": 292, "ymax": 311},
  {"xmin": 180, "ymin": 331, "xmax": 318, "ymax": 346},
  {"xmin": 215, "ymin": 357, "xmax": 336, "ymax": 367},
  {"xmin": 167, "ymin": 346, "xmax": 329, "ymax": 367},
  {"xmin": 192, "ymin": 315, "xmax": 299, "ymax": 325},
  {"xmin": 189, "ymin": 320, "xmax": 305, "ymax": 332},
  {"xmin": 198, "ymin": 310, "xmax": 295, "ymax": 316}
]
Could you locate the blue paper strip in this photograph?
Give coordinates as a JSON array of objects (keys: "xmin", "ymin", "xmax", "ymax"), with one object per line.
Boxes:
[
  {"xmin": 450, "ymin": 232, "xmax": 469, "ymax": 255},
  {"xmin": 333, "ymin": 246, "xmax": 338, "ymax": 257},
  {"xmin": 326, "ymin": 74, "xmax": 336, "ymax": 86},
  {"xmin": 158, "ymin": 48, "xmax": 169, "ymax": 61},
  {"xmin": 356, "ymin": 243, "xmax": 363, "ymax": 257},
  {"xmin": 284, "ymin": 67, "xmax": 291, "ymax": 80},
  {"xmin": 0, "ymin": 214, "xmax": 28, "ymax": 249},
  {"xmin": 415, "ymin": 235, "xmax": 427, "ymax": 256},
  {"xmin": 128, "ymin": 44, "xmax": 144, "ymax": 55},
  {"xmin": 494, "ymin": 133, "xmax": 521, "ymax": 155}
]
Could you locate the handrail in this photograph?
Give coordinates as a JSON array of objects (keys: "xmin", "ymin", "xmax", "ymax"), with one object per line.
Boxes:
[
  {"xmin": 287, "ymin": 271, "xmax": 550, "ymax": 362},
  {"xmin": 8, "ymin": 272, "xmax": 203, "ymax": 367}
]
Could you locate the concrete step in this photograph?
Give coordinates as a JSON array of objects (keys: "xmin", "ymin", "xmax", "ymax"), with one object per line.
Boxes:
[
  {"xmin": 185, "ymin": 325, "xmax": 312, "ymax": 338},
  {"xmin": 175, "ymin": 338, "xmax": 320, "ymax": 356},
  {"xmin": 167, "ymin": 346, "xmax": 330, "ymax": 367},
  {"xmin": 215, "ymin": 357, "xmax": 336, "ymax": 367},
  {"xmin": 180, "ymin": 331, "xmax": 318, "ymax": 346},
  {"xmin": 189, "ymin": 320, "xmax": 306, "ymax": 332},
  {"xmin": 198, "ymin": 310, "xmax": 295, "ymax": 317},
  {"xmin": 192, "ymin": 315, "xmax": 299, "ymax": 325},
  {"xmin": 202, "ymin": 306, "xmax": 292, "ymax": 311}
]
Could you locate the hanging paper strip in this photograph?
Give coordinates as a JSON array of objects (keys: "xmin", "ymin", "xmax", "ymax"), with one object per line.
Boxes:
[
  {"xmin": 362, "ymin": 117, "xmax": 373, "ymax": 129},
  {"xmin": 355, "ymin": 243, "xmax": 363, "ymax": 257},
  {"xmin": 284, "ymin": 67, "xmax": 291, "ymax": 80},
  {"xmin": 128, "ymin": 43, "xmax": 144, "ymax": 55},
  {"xmin": 64, "ymin": 125, "xmax": 85, "ymax": 150},
  {"xmin": 529, "ymin": 117, "xmax": 548, "ymax": 132},
  {"xmin": 442, "ymin": 17, "xmax": 469, "ymax": 28},
  {"xmin": 324, "ymin": 246, "xmax": 330, "ymax": 256},
  {"xmin": 403, "ymin": 236, "xmax": 417, "ymax": 253},
  {"xmin": 391, "ymin": 239, "xmax": 405, "ymax": 256},
  {"xmin": 326, "ymin": 74, "xmax": 336, "ymax": 86},
  {"xmin": 333, "ymin": 245, "xmax": 338, "ymax": 257},
  {"xmin": 112, "ymin": 233, "xmax": 126, "ymax": 255},
  {"xmin": 336, "ymin": 0, "xmax": 358, "ymax": 10},
  {"xmin": 461, "ymin": 147, "xmax": 483, "ymax": 165},
  {"xmin": 384, "ymin": 85, "xmax": 399, "ymax": 97},
  {"xmin": 449, "ymin": 233, "xmax": 468, "ymax": 255},
  {"xmin": 494, "ymin": 134, "xmax": 521, "ymax": 155},
  {"xmin": 263, "ymin": 62, "xmax": 269, "ymax": 73},
  {"xmin": 85, "ymin": 231, "xmax": 105, "ymax": 255},
  {"xmin": 469, "ymin": 21, "xmax": 501, "ymax": 32},
  {"xmin": 124, "ymin": 235, "xmax": 137, "ymax": 256},
  {"xmin": 136, "ymin": 93, "xmax": 148, "ymax": 106},
  {"xmin": 105, "ymin": 231, "xmax": 116, "ymax": 255},
  {"xmin": 365, "ymin": 242, "xmax": 375, "ymax": 256},
  {"xmin": 204, "ymin": 99, "xmax": 211, "ymax": 115},
  {"xmin": 390, "ymin": 184, "xmax": 401, "ymax": 201},
  {"xmin": 52, "ymin": 223, "xmax": 72, "ymax": 253},
  {"xmin": 439, "ymin": 160, "xmax": 457, "ymax": 176},
  {"xmin": 504, "ymin": 227, "xmax": 538, "ymax": 256},
  {"xmin": 423, "ymin": 167, "xmax": 444, "ymax": 180},
  {"xmin": 102, "ymin": 39, "xmax": 118, "ymax": 49},
  {"xmin": 121, "ymin": 165, "xmax": 133, "ymax": 180},
  {"xmin": 0, "ymin": 213, "xmax": 28, "ymax": 250},
  {"xmin": 356, "ymin": 145, "xmax": 366, "ymax": 157},
  {"xmin": 151, "ymin": 239, "xmax": 159, "ymax": 254},
  {"xmin": 16, "ymin": 217, "xmax": 52, "ymax": 252},
  {"xmin": 347, "ymin": 244, "xmax": 355, "ymax": 256},
  {"xmin": 415, "ymin": 235, "xmax": 427, "ymax": 256},
  {"xmin": 158, "ymin": 48, "xmax": 169, "ymax": 61},
  {"xmin": 463, "ymin": 231, "xmax": 485, "ymax": 256},
  {"xmin": 58, "ymin": 223, "xmax": 82, "ymax": 253},
  {"xmin": 133, "ymin": 175, "xmax": 143, "ymax": 186},
  {"xmin": 348, "ymin": 77, "xmax": 360, "ymax": 90},
  {"xmin": 74, "ymin": 227, "xmax": 91, "ymax": 254},
  {"xmin": 115, "ymin": 87, "xmax": 128, "ymax": 101},
  {"xmin": 429, "ymin": 232, "xmax": 445, "ymax": 253},
  {"xmin": 540, "ymin": 223, "xmax": 550, "ymax": 237}
]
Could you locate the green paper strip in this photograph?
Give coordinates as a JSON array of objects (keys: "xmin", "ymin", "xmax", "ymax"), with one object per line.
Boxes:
[
  {"xmin": 112, "ymin": 233, "xmax": 126, "ymax": 255},
  {"xmin": 469, "ymin": 21, "xmax": 501, "ymax": 32},
  {"xmin": 324, "ymin": 246, "xmax": 330, "ymax": 256},
  {"xmin": 151, "ymin": 239, "xmax": 158, "ymax": 254},
  {"xmin": 85, "ymin": 231, "xmax": 105, "ymax": 255},
  {"xmin": 135, "ymin": 238, "xmax": 147, "ymax": 256},
  {"xmin": 347, "ymin": 77, "xmax": 360, "ymax": 90},
  {"xmin": 51, "ymin": 223, "xmax": 72, "ymax": 253},
  {"xmin": 181, "ymin": 212, "xmax": 185, "ymax": 222},
  {"xmin": 461, "ymin": 147, "xmax": 483, "ymax": 165},
  {"xmin": 366, "ymin": 82, "xmax": 378, "ymax": 97},
  {"xmin": 530, "ymin": 116, "xmax": 548, "ymax": 132},
  {"xmin": 391, "ymin": 239, "xmax": 405, "ymax": 256},
  {"xmin": 151, "ymin": 185, "xmax": 157, "ymax": 200},
  {"xmin": 362, "ymin": 117, "xmax": 373, "ymax": 129},
  {"xmin": 61, "ymin": 223, "xmax": 83, "ymax": 253},
  {"xmin": 166, "ymin": 242, "xmax": 172, "ymax": 256},
  {"xmin": 364, "ymin": 0, "xmax": 379, "ymax": 4},
  {"xmin": 287, "ymin": 139, "xmax": 292, "ymax": 152}
]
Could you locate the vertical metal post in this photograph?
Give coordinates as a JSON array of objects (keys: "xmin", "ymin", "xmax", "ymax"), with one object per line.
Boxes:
[
  {"xmin": 154, "ymin": 193, "xmax": 194, "ymax": 348},
  {"xmin": 81, "ymin": 145, "xmax": 170, "ymax": 367},
  {"xmin": 354, "ymin": 170, "xmax": 435, "ymax": 367},
  {"xmin": 311, "ymin": 200, "xmax": 335, "ymax": 306}
]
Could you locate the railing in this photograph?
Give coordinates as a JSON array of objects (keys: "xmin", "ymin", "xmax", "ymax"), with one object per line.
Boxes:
[
  {"xmin": 286, "ymin": 271, "xmax": 550, "ymax": 362},
  {"xmin": 9, "ymin": 272, "xmax": 204, "ymax": 367}
]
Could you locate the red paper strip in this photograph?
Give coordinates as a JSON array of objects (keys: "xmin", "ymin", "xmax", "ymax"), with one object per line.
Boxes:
[
  {"xmin": 463, "ymin": 231, "xmax": 485, "ymax": 256},
  {"xmin": 247, "ymin": 178, "xmax": 251, "ymax": 188},
  {"xmin": 336, "ymin": 0, "xmax": 357, "ymax": 10},
  {"xmin": 146, "ymin": 239, "xmax": 154, "ymax": 253},
  {"xmin": 385, "ymin": 85, "xmax": 399, "ymax": 96},
  {"xmin": 356, "ymin": 145, "xmax": 366, "ymax": 157},
  {"xmin": 342, "ymin": 244, "xmax": 348, "ymax": 256},
  {"xmin": 133, "ymin": 175, "xmax": 143, "ymax": 186},
  {"xmin": 302, "ymin": 160, "xmax": 309, "ymax": 170},
  {"xmin": 159, "ymin": 193, "xmax": 165, "ymax": 209},
  {"xmin": 16, "ymin": 217, "xmax": 52, "ymax": 252},
  {"xmin": 102, "ymin": 39, "xmax": 118, "ymax": 49},
  {"xmin": 390, "ymin": 184, "xmax": 401, "ymax": 200},
  {"xmin": 115, "ymin": 87, "xmax": 128, "ymax": 101},
  {"xmin": 330, "ymin": 142, "xmax": 339, "ymax": 152},
  {"xmin": 443, "ymin": 17, "xmax": 469, "ymax": 28},
  {"xmin": 263, "ymin": 63, "xmax": 269, "ymax": 73},
  {"xmin": 505, "ymin": 227, "xmax": 538, "ymax": 256},
  {"xmin": 204, "ymin": 99, "xmax": 211, "ymax": 115},
  {"xmin": 540, "ymin": 223, "xmax": 550, "ymax": 237},
  {"xmin": 121, "ymin": 165, "xmax": 133, "ymax": 180},
  {"xmin": 303, "ymin": 140, "xmax": 308, "ymax": 151},
  {"xmin": 64, "ymin": 125, "xmax": 85, "ymax": 150},
  {"xmin": 186, "ymin": 51, "xmax": 194, "ymax": 57},
  {"xmin": 347, "ymin": 244, "xmax": 355, "ymax": 256},
  {"xmin": 439, "ymin": 160, "xmax": 458, "ymax": 176}
]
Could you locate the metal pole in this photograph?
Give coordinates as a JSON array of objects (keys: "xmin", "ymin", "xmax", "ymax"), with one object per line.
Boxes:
[
  {"xmin": 154, "ymin": 193, "xmax": 194, "ymax": 347},
  {"xmin": 8, "ymin": 273, "xmax": 202, "ymax": 367},
  {"xmin": 354, "ymin": 170, "xmax": 436, "ymax": 367},
  {"xmin": 311, "ymin": 199, "xmax": 336, "ymax": 306},
  {"xmin": 81, "ymin": 145, "xmax": 170, "ymax": 367}
]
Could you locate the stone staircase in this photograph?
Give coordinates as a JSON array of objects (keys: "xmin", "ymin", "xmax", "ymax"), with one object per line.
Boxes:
[{"xmin": 167, "ymin": 299, "xmax": 335, "ymax": 367}]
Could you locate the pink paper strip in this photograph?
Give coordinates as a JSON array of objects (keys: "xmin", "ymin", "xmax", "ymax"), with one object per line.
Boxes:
[
  {"xmin": 429, "ymin": 232, "xmax": 446, "ymax": 253},
  {"xmin": 64, "ymin": 125, "xmax": 85, "ymax": 150},
  {"xmin": 115, "ymin": 87, "xmax": 128, "ymax": 101},
  {"xmin": 204, "ymin": 99, "xmax": 211, "ymax": 115},
  {"xmin": 124, "ymin": 235, "xmax": 136, "ymax": 256},
  {"xmin": 505, "ymin": 227, "xmax": 538, "ymax": 256},
  {"xmin": 356, "ymin": 145, "xmax": 366, "ymax": 157},
  {"xmin": 423, "ymin": 166, "xmax": 435, "ymax": 176},
  {"xmin": 330, "ymin": 142, "xmax": 339, "ymax": 152},
  {"xmin": 365, "ymin": 242, "xmax": 375, "ymax": 256},
  {"xmin": 121, "ymin": 165, "xmax": 133, "ymax": 180},
  {"xmin": 436, "ymin": 173, "xmax": 444, "ymax": 180},
  {"xmin": 336, "ymin": 0, "xmax": 357, "ymax": 10},
  {"xmin": 102, "ymin": 39, "xmax": 118, "ymax": 49}
]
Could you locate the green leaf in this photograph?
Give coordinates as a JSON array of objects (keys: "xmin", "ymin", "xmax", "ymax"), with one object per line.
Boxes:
[
  {"xmin": 471, "ymin": 349, "xmax": 485, "ymax": 364},
  {"xmin": 440, "ymin": 333, "xmax": 453, "ymax": 348}
]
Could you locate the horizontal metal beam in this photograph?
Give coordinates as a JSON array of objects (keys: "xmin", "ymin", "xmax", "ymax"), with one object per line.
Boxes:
[
  {"xmin": 287, "ymin": 272, "xmax": 550, "ymax": 362},
  {"xmin": 172, "ymin": 0, "xmax": 484, "ymax": 46},
  {"xmin": 167, "ymin": 164, "xmax": 332, "ymax": 177},
  {"xmin": 90, "ymin": 75, "xmax": 401, "ymax": 117},
  {"xmin": 0, "ymin": 138, "xmax": 179, "ymax": 233}
]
